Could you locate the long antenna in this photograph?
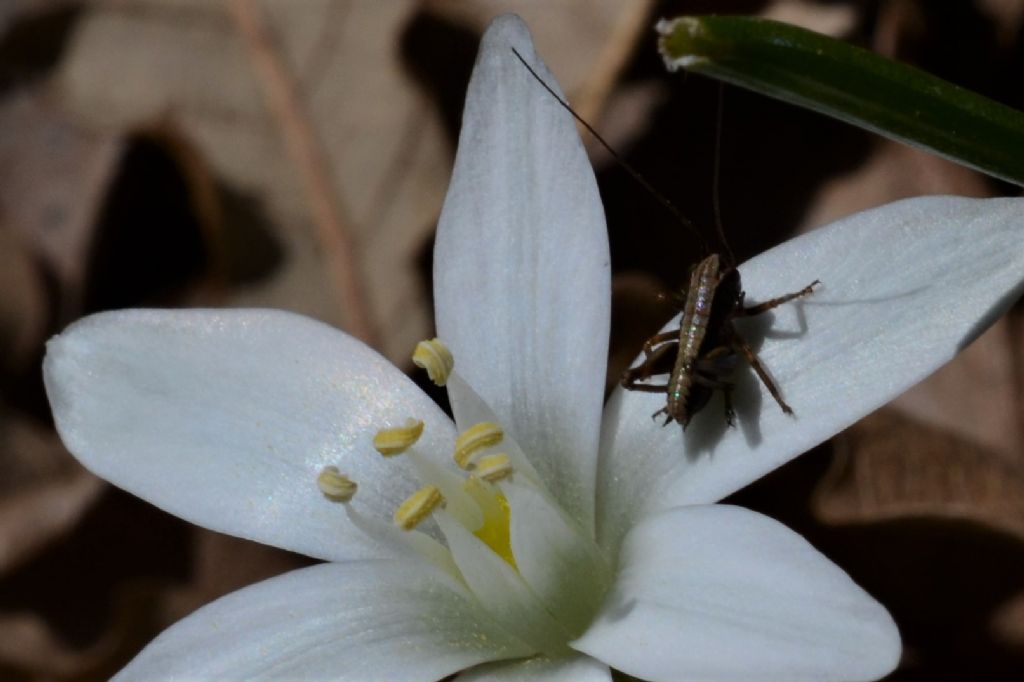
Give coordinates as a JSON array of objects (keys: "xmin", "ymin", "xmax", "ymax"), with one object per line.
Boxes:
[
  {"xmin": 712, "ymin": 82, "xmax": 735, "ymax": 264},
  {"xmin": 511, "ymin": 47, "xmax": 708, "ymax": 254}
]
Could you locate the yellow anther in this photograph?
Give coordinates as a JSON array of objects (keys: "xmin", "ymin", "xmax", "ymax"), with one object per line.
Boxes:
[
  {"xmin": 373, "ymin": 419, "xmax": 424, "ymax": 456},
  {"xmin": 317, "ymin": 466, "xmax": 357, "ymax": 502},
  {"xmin": 453, "ymin": 422, "xmax": 504, "ymax": 469},
  {"xmin": 412, "ymin": 338, "xmax": 454, "ymax": 386},
  {"xmin": 474, "ymin": 453, "xmax": 513, "ymax": 483},
  {"xmin": 394, "ymin": 485, "xmax": 445, "ymax": 531}
]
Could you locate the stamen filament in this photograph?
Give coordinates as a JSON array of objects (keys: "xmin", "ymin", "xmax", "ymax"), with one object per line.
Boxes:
[{"xmin": 344, "ymin": 504, "xmax": 458, "ymax": 577}]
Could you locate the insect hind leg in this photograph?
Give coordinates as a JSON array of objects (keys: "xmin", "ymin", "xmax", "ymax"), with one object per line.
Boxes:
[
  {"xmin": 622, "ymin": 336, "xmax": 678, "ymax": 386},
  {"xmin": 694, "ymin": 356, "xmax": 737, "ymax": 426},
  {"xmin": 731, "ymin": 334, "xmax": 793, "ymax": 415},
  {"xmin": 621, "ymin": 381, "xmax": 669, "ymax": 393}
]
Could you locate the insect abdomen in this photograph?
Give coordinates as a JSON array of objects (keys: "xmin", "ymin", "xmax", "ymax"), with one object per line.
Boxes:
[{"xmin": 667, "ymin": 254, "xmax": 720, "ymax": 424}]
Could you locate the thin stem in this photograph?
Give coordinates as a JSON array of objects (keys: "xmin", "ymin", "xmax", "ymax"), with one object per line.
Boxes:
[{"xmin": 227, "ymin": 0, "xmax": 377, "ymax": 346}]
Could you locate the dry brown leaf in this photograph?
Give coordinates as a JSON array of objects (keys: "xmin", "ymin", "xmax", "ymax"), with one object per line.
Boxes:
[
  {"xmin": 761, "ymin": 0, "xmax": 859, "ymax": 36},
  {"xmin": 0, "ymin": 92, "xmax": 122, "ymax": 315},
  {"xmin": 801, "ymin": 139, "xmax": 992, "ymax": 228},
  {"xmin": 54, "ymin": 0, "xmax": 444, "ymax": 361},
  {"xmin": 895, "ymin": 319, "xmax": 1022, "ymax": 463},
  {"xmin": 0, "ymin": 468, "xmax": 103, "ymax": 575},
  {"xmin": 0, "ymin": 412, "xmax": 76, "ymax": 495},
  {"xmin": 0, "ymin": 568, "xmax": 192, "ymax": 680},
  {"xmin": 52, "ymin": 1, "xmax": 643, "ymax": 360},
  {"xmin": 977, "ymin": 0, "xmax": 1024, "ymax": 45},
  {"xmin": 0, "ymin": 610, "xmax": 117, "ymax": 678},
  {"xmin": 159, "ymin": 529, "xmax": 309, "ymax": 628},
  {"xmin": 991, "ymin": 588, "xmax": 1024, "ymax": 650},
  {"xmin": 51, "ymin": 0, "xmax": 657, "ymax": 363},
  {"xmin": 0, "ymin": 0, "xmax": 79, "ymax": 37},
  {"xmin": 0, "ymin": 225, "xmax": 47, "ymax": 374},
  {"xmin": 0, "ymin": 412, "xmax": 104, "ymax": 573},
  {"xmin": 813, "ymin": 408, "xmax": 1024, "ymax": 538}
]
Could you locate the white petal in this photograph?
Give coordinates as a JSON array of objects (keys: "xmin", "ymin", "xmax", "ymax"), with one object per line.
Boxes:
[
  {"xmin": 44, "ymin": 309, "xmax": 455, "ymax": 562},
  {"xmin": 598, "ymin": 197, "xmax": 1024, "ymax": 550},
  {"xmin": 573, "ymin": 505, "xmax": 900, "ymax": 682},
  {"xmin": 458, "ymin": 654, "xmax": 610, "ymax": 681},
  {"xmin": 503, "ymin": 481, "xmax": 609, "ymax": 636},
  {"xmin": 436, "ymin": 511, "xmax": 570, "ymax": 657},
  {"xmin": 115, "ymin": 560, "xmax": 532, "ymax": 681},
  {"xmin": 434, "ymin": 15, "xmax": 610, "ymax": 532}
]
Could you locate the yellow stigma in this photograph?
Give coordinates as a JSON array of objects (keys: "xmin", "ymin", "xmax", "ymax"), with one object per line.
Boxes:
[
  {"xmin": 373, "ymin": 418, "xmax": 424, "ymax": 456},
  {"xmin": 463, "ymin": 476, "xmax": 515, "ymax": 566},
  {"xmin": 316, "ymin": 466, "xmax": 357, "ymax": 502},
  {"xmin": 474, "ymin": 453, "xmax": 512, "ymax": 483},
  {"xmin": 412, "ymin": 338, "xmax": 454, "ymax": 386},
  {"xmin": 454, "ymin": 422, "xmax": 504, "ymax": 469},
  {"xmin": 394, "ymin": 485, "xmax": 445, "ymax": 530}
]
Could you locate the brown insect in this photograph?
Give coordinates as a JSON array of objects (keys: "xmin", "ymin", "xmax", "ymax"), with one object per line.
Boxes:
[
  {"xmin": 510, "ymin": 47, "xmax": 818, "ymax": 427},
  {"xmin": 621, "ymin": 254, "xmax": 818, "ymax": 428}
]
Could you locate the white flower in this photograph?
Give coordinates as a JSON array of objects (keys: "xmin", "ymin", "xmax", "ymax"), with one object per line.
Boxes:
[{"xmin": 43, "ymin": 14, "xmax": 1024, "ymax": 682}]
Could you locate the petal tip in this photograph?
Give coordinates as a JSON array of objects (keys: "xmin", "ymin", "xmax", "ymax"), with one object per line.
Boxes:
[
  {"xmin": 862, "ymin": 610, "xmax": 902, "ymax": 681},
  {"xmin": 480, "ymin": 14, "xmax": 534, "ymax": 53},
  {"xmin": 42, "ymin": 327, "xmax": 82, "ymax": 414}
]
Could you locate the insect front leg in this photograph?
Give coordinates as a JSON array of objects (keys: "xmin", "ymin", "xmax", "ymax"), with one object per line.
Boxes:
[
  {"xmin": 620, "ymin": 381, "xmax": 669, "ymax": 393},
  {"xmin": 739, "ymin": 280, "xmax": 820, "ymax": 317},
  {"xmin": 641, "ymin": 330, "xmax": 678, "ymax": 359},
  {"xmin": 622, "ymin": 336, "xmax": 678, "ymax": 386},
  {"xmin": 617, "ymin": 374, "xmax": 674, "ymax": 423}
]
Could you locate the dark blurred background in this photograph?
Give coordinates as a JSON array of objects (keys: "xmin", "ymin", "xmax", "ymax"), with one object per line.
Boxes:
[{"xmin": 1, "ymin": 1, "xmax": 1023, "ymax": 679}]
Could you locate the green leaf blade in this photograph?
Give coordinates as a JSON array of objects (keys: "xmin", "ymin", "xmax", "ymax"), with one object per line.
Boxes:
[{"xmin": 657, "ymin": 16, "xmax": 1024, "ymax": 187}]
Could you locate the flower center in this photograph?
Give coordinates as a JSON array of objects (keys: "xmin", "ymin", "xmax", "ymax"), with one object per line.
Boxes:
[
  {"xmin": 315, "ymin": 339, "xmax": 609, "ymax": 655},
  {"xmin": 317, "ymin": 340, "xmax": 521, "ymax": 567},
  {"xmin": 365, "ymin": 416, "xmax": 517, "ymax": 566}
]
